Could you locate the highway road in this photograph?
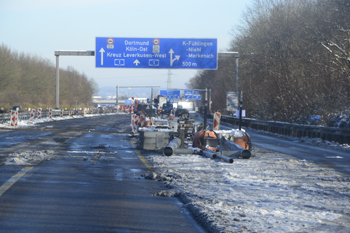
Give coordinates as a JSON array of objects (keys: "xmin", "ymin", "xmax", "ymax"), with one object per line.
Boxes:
[{"xmin": 0, "ymin": 114, "xmax": 206, "ymax": 233}]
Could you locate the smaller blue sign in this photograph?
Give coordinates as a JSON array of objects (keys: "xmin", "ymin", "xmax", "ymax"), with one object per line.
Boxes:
[
  {"xmin": 125, "ymin": 100, "xmax": 132, "ymax": 104},
  {"xmin": 184, "ymin": 90, "xmax": 193, "ymax": 99},
  {"xmin": 193, "ymin": 90, "xmax": 201, "ymax": 100},
  {"xmin": 310, "ymin": 115, "xmax": 321, "ymax": 121}
]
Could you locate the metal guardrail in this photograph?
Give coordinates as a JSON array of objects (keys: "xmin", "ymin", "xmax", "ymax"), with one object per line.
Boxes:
[
  {"xmin": 0, "ymin": 109, "xmax": 114, "ymax": 125},
  {"xmin": 208, "ymin": 114, "xmax": 350, "ymax": 145}
]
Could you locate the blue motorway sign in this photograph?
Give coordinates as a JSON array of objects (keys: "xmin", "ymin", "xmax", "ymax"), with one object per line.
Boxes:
[
  {"xmin": 160, "ymin": 90, "xmax": 180, "ymax": 99},
  {"xmin": 193, "ymin": 90, "xmax": 202, "ymax": 100},
  {"xmin": 184, "ymin": 90, "xmax": 193, "ymax": 99},
  {"xmin": 95, "ymin": 37, "xmax": 217, "ymax": 69}
]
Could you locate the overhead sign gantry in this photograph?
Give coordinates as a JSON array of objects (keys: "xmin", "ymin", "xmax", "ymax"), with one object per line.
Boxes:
[{"xmin": 95, "ymin": 37, "xmax": 217, "ymax": 69}]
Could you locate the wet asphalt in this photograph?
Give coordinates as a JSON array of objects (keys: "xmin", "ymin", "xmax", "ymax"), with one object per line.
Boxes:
[{"xmin": 0, "ymin": 114, "xmax": 206, "ymax": 233}]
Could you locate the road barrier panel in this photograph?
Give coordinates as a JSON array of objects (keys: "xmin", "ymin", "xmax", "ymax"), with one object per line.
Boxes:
[
  {"xmin": 213, "ymin": 112, "xmax": 221, "ymax": 130},
  {"xmin": 37, "ymin": 108, "xmax": 42, "ymax": 119},
  {"xmin": 131, "ymin": 114, "xmax": 139, "ymax": 133},
  {"xmin": 10, "ymin": 110, "xmax": 18, "ymax": 127},
  {"xmin": 28, "ymin": 109, "xmax": 35, "ymax": 124}
]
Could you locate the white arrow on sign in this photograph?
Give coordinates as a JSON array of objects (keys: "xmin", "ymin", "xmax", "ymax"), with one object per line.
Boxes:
[
  {"xmin": 133, "ymin": 59, "xmax": 140, "ymax": 66},
  {"xmin": 99, "ymin": 48, "xmax": 105, "ymax": 65},
  {"xmin": 169, "ymin": 49, "xmax": 180, "ymax": 66}
]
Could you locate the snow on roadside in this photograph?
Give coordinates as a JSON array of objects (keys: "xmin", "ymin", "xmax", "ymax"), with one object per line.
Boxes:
[
  {"xmin": 0, "ymin": 113, "xmax": 118, "ymax": 129},
  {"xmin": 145, "ymin": 148, "xmax": 350, "ymax": 233},
  {"xmin": 5, "ymin": 150, "xmax": 55, "ymax": 165}
]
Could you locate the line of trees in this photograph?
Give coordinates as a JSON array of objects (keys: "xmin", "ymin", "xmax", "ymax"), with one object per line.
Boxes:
[
  {"xmin": 0, "ymin": 44, "xmax": 98, "ymax": 111},
  {"xmin": 187, "ymin": 0, "xmax": 350, "ymax": 126}
]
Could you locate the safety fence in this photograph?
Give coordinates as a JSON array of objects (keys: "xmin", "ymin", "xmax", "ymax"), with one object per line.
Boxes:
[{"xmin": 209, "ymin": 114, "xmax": 350, "ymax": 145}]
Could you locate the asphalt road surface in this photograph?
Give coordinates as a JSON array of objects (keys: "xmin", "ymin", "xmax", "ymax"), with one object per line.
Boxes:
[{"xmin": 0, "ymin": 114, "xmax": 206, "ymax": 233}]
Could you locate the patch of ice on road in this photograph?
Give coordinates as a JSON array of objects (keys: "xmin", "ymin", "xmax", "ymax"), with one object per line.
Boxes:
[
  {"xmin": 145, "ymin": 149, "xmax": 350, "ymax": 233},
  {"xmin": 5, "ymin": 150, "xmax": 55, "ymax": 165}
]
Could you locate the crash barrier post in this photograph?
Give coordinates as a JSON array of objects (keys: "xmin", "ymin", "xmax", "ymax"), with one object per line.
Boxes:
[
  {"xmin": 203, "ymin": 148, "xmax": 234, "ymax": 163},
  {"xmin": 49, "ymin": 108, "xmax": 52, "ymax": 119},
  {"xmin": 163, "ymin": 138, "xmax": 202, "ymax": 156},
  {"xmin": 213, "ymin": 151, "xmax": 234, "ymax": 163},
  {"xmin": 84, "ymin": 108, "xmax": 86, "ymax": 116},
  {"xmin": 10, "ymin": 110, "xmax": 18, "ymax": 127},
  {"xmin": 76, "ymin": 109, "xmax": 79, "ymax": 116},
  {"xmin": 213, "ymin": 112, "xmax": 221, "ymax": 130},
  {"xmin": 219, "ymin": 137, "xmax": 251, "ymax": 159},
  {"xmin": 90, "ymin": 109, "xmax": 93, "ymax": 114},
  {"xmin": 202, "ymin": 149, "xmax": 217, "ymax": 159},
  {"xmin": 163, "ymin": 138, "xmax": 182, "ymax": 156},
  {"xmin": 37, "ymin": 108, "xmax": 42, "ymax": 119},
  {"xmin": 60, "ymin": 108, "xmax": 63, "ymax": 117}
]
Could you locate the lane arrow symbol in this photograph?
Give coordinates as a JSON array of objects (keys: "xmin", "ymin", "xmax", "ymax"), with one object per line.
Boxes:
[
  {"xmin": 133, "ymin": 59, "xmax": 140, "ymax": 66},
  {"xmin": 99, "ymin": 48, "xmax": 105, "ymax": 65},
  {"xmin": 169, "ymin": 49, "xmax": 180, "ymax": 66}
]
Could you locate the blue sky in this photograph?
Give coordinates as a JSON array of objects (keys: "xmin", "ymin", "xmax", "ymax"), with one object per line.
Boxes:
[{"xmin": 0, "ymin": 0, "xmax": 252, "ymax": 90}]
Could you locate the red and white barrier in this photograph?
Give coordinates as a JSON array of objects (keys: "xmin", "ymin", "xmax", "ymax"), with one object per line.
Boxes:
[
  {"xmin": 69, "ymin": 108, "xmax": 73, "ymax": 117},
  {"xmin": 28, "ymin": 109, "xmax": 35, "ymax": 123},
  {"xmin": 213, "ymin": 112, "xmax": 221, "ymax": 130},
  {"xmin": 49, "ymin": 108, "xmax": 52, "ymax": 119},
  {"xmin": 10, "ymin": 110, "xmax": 18, "ymax": 127},
  {"xmin": 60, "ymin": 108, "xmax": 63, "ymax": 117},
  {"xmin": 84, "ymin": 108, "xmax": 86, "ymax": 116},
  {"xmin": 139, "ymin": 113, "xmax": 146, "ymax": 127},
  {"xmin": 131, "ymin": 114, "xmax": 139, "ymax": 133},
  {"xmin": 37, "ymin": 108, "xmax": 42, "ymax": 119},
  {"xmin": 90, "ymin": 109, "xmax": 93, "ymax": 114}
]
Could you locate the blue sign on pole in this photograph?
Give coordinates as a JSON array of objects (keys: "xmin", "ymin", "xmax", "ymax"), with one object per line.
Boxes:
[
  {"xmin": 193, "ymin": 90, "xmax": 202, "ymax": 100},
  {"xmin": 160, "ymin": 90, "xmax": 180, "ymax": 99},
  {"xmin": 96, "ymin": 37, "xmax": 217, "ymax": 69},
  {"xmin": 184, "ymin": 90, "xmax": 193, "ymax": 99}
]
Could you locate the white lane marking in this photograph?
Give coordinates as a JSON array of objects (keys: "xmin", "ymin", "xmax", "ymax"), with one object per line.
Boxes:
[{"xmin": 0, "ymin": 166, "xmax": 34, "ymax": 197}]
